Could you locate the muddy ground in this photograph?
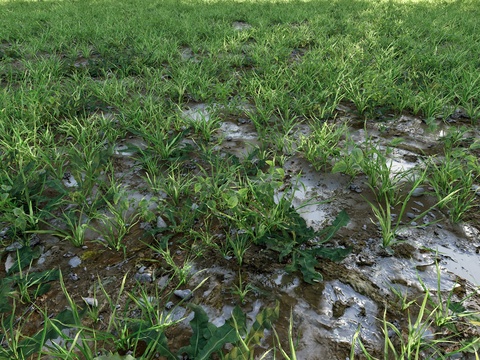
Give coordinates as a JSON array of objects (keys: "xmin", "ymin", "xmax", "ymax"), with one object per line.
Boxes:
[{"xmin": 2, "ymin": 103, "xmax": 480, "ymax": 359}]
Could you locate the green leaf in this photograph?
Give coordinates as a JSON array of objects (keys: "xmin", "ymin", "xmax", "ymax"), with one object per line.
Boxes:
[
  {"xmin": 448, "ymin": 301, "xmax": 466, "ymax": 314},
  {"xmin": 245, "ymin": 302, "xmax": 279, "ymax": 344},
  {"xmin": 351, "ymin": 147, "xmax": 364, "ymax": 163},
  {"xmin": 7, "ymin": 247, "xmax": 42, "ymax": 275},
  {"xmin": 225, "ymin": 194, "xmax": 239, "ymax": 209},
  {"xmin": 286, "ymin": 251, "xmax": 323, "ymax": 284},
  {"xmin": 0, "ymin": 278, "xmax": 13, "ymax": 312},
  {"xmin": 196, "ymin": 321, "xmax": 238, "ymax": 360},
  {"xmin": 154, "ymin": 332, "xmax": 176, "ymax": 360},
  {"xmin": 389, "ymin": 137, "xmax": 404, "ymax": 146},
  {"xmin": 313, "ymin": 246, "xmax": 352, "ymax": 262},
  {"xmin": 332, "ymin": 161, "xmax": 347, "ymax": 173},
  {"xmin": 179, "ymin": 304, "xmax": 216, "ymax": 357},
  {"xmin": 206, "ymin": 200, "xmax": 217, "ymax": 211},
  {"xmin": 316, "ymin": 210, "xmax": 349, "ymax": 244},
  {"xmin": 17, "ymin": 307, "xmax": 87, "ymax": 358}
]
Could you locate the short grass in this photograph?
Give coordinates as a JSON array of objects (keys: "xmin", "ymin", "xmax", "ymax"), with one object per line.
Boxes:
[{"xmin": 1, "ymin": 0, "xmax": 480, "ymax": 358}]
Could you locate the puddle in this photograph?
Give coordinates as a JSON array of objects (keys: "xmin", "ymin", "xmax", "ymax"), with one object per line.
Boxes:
[
  {"xmin": 182, "ymin": 103, "xmax": 213, "ymax": 122},
  {"xmin": 437, "ymin": 244, "xmax": 480, "ymax": 286}
]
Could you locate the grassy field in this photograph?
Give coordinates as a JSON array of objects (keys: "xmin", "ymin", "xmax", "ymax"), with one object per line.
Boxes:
[{"xmin": 1, "ymin": 0, "xmax": 480, "ymax": 358}]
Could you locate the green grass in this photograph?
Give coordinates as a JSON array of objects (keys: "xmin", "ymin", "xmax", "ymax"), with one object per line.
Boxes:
[{"xmin": 1, "ymin": 0, "xmax": 480, "ymax": 357}]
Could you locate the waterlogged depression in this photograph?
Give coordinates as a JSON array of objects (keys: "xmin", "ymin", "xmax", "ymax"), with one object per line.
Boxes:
[
  {"xmin": 180, "ymin": 103, "xmax": 480, "ymax": 357},
  {"xmin": 5, "ymin": 102, "xmax": 480, "ymax": 359}
]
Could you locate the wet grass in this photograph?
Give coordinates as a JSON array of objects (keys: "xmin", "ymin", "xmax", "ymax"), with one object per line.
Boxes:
[{"xmin": 1, "ymin": 0, "xmax": 480, "ymax": 358}]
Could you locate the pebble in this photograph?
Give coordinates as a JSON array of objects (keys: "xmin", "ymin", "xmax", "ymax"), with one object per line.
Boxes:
[
  {"xmin": 165, "ymin": 301, "xmax": 174, "ymax": 310},
  {"xmin": 349, "ymin": 184, "xmax": 362, "ymax": 193},
  {"xmin": 411, "ymin": 187, "xmax": 425, "ymax": 197},
  {"xmin": 157, "ymin": 216, "xmax": 167, "ymax": 229},
  {"xmin": 174, "ymin": 289, "xmax": 193, "ymax": 300},
  {"xmin": 69, "ymin": 273, "xmax": 79, "ymax": 281},
  {"xmin": 134, "ymin": 272, "xmax": 153, "ymax": 283},
  {"xmin": 406, "ymin": 212, "xmax": 416, "ymax": 219},
  {"xmin": 82, "ymin": 297, "xmax": 98, "ymax": 307},
  {"xmin": 472, "ymin": 185, "xmax": 480, "ymax": 196},
  {"xmin": 6, "ymin": 242, "xmax": 23, "ymax": 252},
  {"xmin": 68, "ymin": 256, "xmax": 82, "ymax": 268},
  {"xmin": 157, "ymin": 275, "xmax": 169, "ymax": 289},
  {"xmin": 5, "ymin": 254, "xmax": 14, "ymax": 273}
]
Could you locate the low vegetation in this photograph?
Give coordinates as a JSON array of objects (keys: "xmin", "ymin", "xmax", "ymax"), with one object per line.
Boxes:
[{"xmin": 1, "ymin": 0, "xmax": 479, "ymax": 358}]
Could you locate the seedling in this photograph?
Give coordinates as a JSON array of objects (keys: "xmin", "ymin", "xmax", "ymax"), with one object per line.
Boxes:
[
  {"xmin": 231, "ymin": 271, "xmax": 254, "ymax": 304},
  {"xmin": 299, "ymin": 121, "xmax": 346, "ymax": 171}
]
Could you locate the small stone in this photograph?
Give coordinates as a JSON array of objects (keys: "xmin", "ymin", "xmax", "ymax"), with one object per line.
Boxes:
[
  {"xmin": 472, "ymin": 185, "xmax": 480, "ymax": 196},
  {"xmin": 157, "ymin": 275, "xmax": 169, "ymax": 289},
  {"xmin": 165, "ymin": 301, "xmax": 174, "ymax": 310},
  {"xmin": 5, "ymin": 242, "xmax": 23, "ymax": 252},
  {"xmin": 134, "ymin": 272, "xmax": 153, "ymax": 283},
  {"xmin": 5, "ymin": 254, "xmax": 15, "ymax": 273},
  {"xmin": 174, "ymin": 289, "xmax": 193, "ymax": 300},
  {"xmin": 157, "ymin": 216, "xmax": 167, "ymax": 229},
  {"xmin": 82, "ymin": 297, "xmax": 98, "ymax": 307},
  {"xmin": 411, "ymin": 187, "xmax": 425, "ymax": 197},
  {"xmin": 69, "ymin": 273, "xmax": 79, "ymax": 281},
  {"xmin": 68, "ymin": 256, "xmax": 82, "ymax": 268},
  {"xmin": 349, "ymin": 184, "xmax": 362, "ymax": 193},
  {"xmin": 406, "ymin": 212, "xmax": 416, "ymax": 219},
  {"xmin": 356, "ymin": 255, "xmax": 374, "ymax": 266}
]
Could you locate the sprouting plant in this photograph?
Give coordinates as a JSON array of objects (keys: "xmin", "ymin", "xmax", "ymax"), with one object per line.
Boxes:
[
  {"xmin": 231, "ymin": 271, "xmax": 253, "ymax": 304},
  {"xmin": 89, "ymin": 173, "xmax": 147, "ymax": 252},
  {"xmin": 182, "ymin": 106, "xmax": 222, "ymax": 142},
  {"xmin": 227, "ymin": 232, "xmax": 251, "ymax": 267},
  {"xmin": 135, "ymin": 122, "xmax": 188, "ymax": 162},
  {"xmin": 272, "ymin": 309, "xmax": 298, "ymax": 360},
  {"xmin": 149, "ymin": 243, "xmax": 195, "ymax": 286},
  {"xmin": 332, "ymin": 142, "xmax": 364, "ymax": 179},
  {"xmin": 33, "ymin": 207, "xmax": 91, "ymax": 247},
  {"xmin": 351, "ymin": 266, "xmax": 480, "ymax": 360},
  {"xmin": 179, "ymin": 302, "xmax": 279, "ymax": 360},
  {"xmin": 299, "ymin": 121, "xmax": 346, "ymax": 171},
  {"xmin": 151, "ymin": 162, "xmax": 195, "ymax": 206},
  {"xmin": 426, "ymin": 152, "xmax": 479, "ymax": 223},
  {"xmin": 364, "ymin": 167, "xmax": 451, "ymax": 248},
  {"xmin": 359, "ymin": 138, "xmax": 412, "ymax": 206}
]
